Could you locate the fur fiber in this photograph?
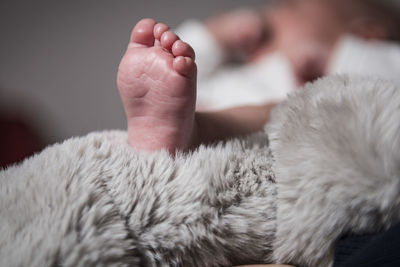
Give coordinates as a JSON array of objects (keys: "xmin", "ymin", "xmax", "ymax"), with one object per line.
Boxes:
[
  {"xmin": 1, "ymin": 75, "xmax": 399, "ymax": 267},
  {"xmin": 268, "ymin": 75, "xmax": 400, "ymax": 266}
]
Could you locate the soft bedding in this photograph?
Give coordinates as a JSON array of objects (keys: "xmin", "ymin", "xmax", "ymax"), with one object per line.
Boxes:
[{"xmin": 1, "ymin": 75, "xmax": 400, "ymax": 267}]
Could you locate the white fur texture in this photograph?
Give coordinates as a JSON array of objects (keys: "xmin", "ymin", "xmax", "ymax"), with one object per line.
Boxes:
[
  {"xmin": 267, "ymin": 75, "xmax": 400, "ymax": 266},
  {"xmin": 0, "ymin": 132, "xmax": 276, "ymax": 267},
  {"xmin": 1, "ymin": 75, "xmax": 399, "ymax": 266}
]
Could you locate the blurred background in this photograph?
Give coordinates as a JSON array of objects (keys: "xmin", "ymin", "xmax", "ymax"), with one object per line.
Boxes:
[{"xmin": 0, "ymin": 0, "xmax": 266, "ymax": 167}]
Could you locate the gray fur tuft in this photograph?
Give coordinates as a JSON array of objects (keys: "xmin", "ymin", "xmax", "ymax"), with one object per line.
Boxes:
[{"xmin": 267, "ymin": 75, "xmax": 400, "ymax": 266}]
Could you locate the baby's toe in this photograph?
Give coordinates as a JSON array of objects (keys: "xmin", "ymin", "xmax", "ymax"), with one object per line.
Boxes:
[
  {"xmin": 154, "ymin": 23, "xmax": 170, "ymax": 40},
  {"xmin": 130, "ymin": 18, "xmax": 156, "ymax": 47},
  {"xmin": 172, "ymin": 40, "xmax": 195, "ymax": 60},
  {"xmin": 160, "ymin": 31, "xmax": 180, "ymax": 51},
  {"xmin": 173, "ymin": 56, "xmax": 197, "ymax": 77}
]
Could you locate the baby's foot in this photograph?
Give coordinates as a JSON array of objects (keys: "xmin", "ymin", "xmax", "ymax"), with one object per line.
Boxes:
[{"xmin": 117, "ymin": 19, "xmax": 197, "ymax": 154}]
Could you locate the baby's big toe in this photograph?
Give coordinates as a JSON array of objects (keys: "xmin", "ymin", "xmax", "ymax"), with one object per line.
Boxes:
[{"xmin": 130, "ymin": 18, "xmax": 156, "ymax": 47}]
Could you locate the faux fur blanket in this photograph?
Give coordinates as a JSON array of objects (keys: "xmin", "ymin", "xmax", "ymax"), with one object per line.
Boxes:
[{"xmin": 1, "ymin": 75, "xmax": 400, "ymax": 267}]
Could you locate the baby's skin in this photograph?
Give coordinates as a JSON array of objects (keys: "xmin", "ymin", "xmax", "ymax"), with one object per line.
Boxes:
[
  {"xmin": 118, "ymin": 18, "xmax": 277, "ymax": 154},
  {"xmin": 117, "ymin": 19, "xmax": 198, "ymax": 154}
]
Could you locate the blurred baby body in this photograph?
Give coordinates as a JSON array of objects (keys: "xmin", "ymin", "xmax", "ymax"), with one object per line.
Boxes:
[
  {"xmin": 176, "ymin": 19, "xmax": 295, "ymax": 111},
  {"xmin": 178, "ymin": 20, "xmax": 400, "ymax": 111},
  {"xmin": 176, "ymin": 0, "xmax": 400, "ymax": 111}
]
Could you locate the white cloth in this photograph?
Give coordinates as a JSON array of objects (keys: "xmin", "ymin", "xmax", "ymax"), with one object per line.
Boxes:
[{"xmin": 328, "ymin": 35, "xmax": 400, "ymax": 84}]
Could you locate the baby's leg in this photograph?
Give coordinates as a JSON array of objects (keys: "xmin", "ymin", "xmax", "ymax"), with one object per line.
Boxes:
[{"xmin": 117, "ymin": 19, "xmax": 197, "ymax": 154}]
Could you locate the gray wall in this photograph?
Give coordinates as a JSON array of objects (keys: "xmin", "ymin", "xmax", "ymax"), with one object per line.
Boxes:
[{"xmin": 0, "ymin": 0, "xmax": 266, "ymax": 144}]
